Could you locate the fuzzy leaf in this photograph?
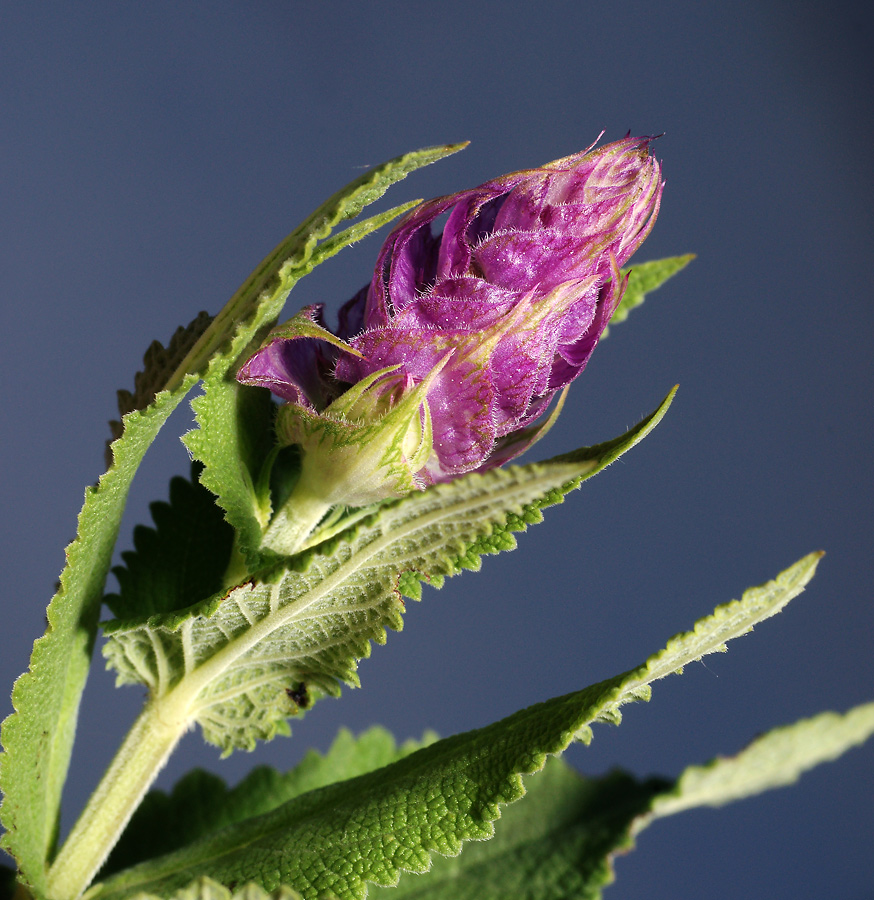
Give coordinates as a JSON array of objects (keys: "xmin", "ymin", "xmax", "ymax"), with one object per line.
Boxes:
[
  {"xmin": 0, "ymin": 145, "xmax": 464, "ymax": 895},
  {"xmin": 604, "ymin": 254, "xmax": 694, "ymax": 337},
  {"xmin": 646, "ymin": 700, "xmax": 874, "ymax": 820},
  {"xmin": 91, "ymin": 552, "xmax": 819, "ymax": 900},
  {"xmin": 372, "ymin": 699, "xmax": 874, "ymax": 900},
  {"xmin": 124, "ymin": 876, "xmax": 309, "ymax": 900},
  {"xmin": 0, "ymin": 378, "xmax": 198, "ymax": 894},
  {"xmin": 102, "ymin": 727, "xmax": 436, "ymax": 877},
  {"xmin": 370, "ymin": 757, "xmax": 668, "ymax": 900},
  {"xmin": 102, "ymin": 390, "xmax": 676, "ymax": 755},
  {"xmin": 104, "ymin": 464, "xmax": 235, "ymax": 621}
]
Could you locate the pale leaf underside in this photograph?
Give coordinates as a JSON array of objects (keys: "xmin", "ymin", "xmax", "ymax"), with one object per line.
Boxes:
[
  {"xmin": 103, "ymin": 391, "xmax": 675, "ymax": 754},
  {"xmin": 92, "ymin": 552, "xmax": 822, "ymax": 900}
]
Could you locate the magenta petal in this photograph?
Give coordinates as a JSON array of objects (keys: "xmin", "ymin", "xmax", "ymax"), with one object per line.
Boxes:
[
  {"xmin": 237, "ymin": 339, "xmax": 324, "ymax": 407},
  {"xmin": 244, "ymin": 135, "xmax": 663, "ymax": 492},
  {"xmin": 340, "ymin": 328, "xmax": 499, "ymax": 479},
  {"xmin": 237, "ymin": 307, "xmax": 344, "ymax": 409},
  {"xmin": 392, "ymin": 277, "xmax": 518, "ymax": 330}
]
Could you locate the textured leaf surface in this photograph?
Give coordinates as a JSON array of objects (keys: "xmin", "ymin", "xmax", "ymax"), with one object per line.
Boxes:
[
  {"xmin": 604, "ymin": 254, "xmax": 694, "ymax": 337},
  {"xmin": 370, "ymin": 757, "xmax": 668, "ymax": 900},
  {"xmin": 105, "ymin": 465, "xmax": 234, "ymax": 621},
  {"xmin": 0, "ymin": 379, "xmax": 196, "ymax": 894},
  {"xmin": 103, "ymin": 391, "xmax": 675, "ymax": 754},
  {"xmin": 372, "ymin": 699, "xmax": 874, "ymax": 900},
  {"xmin": 92, "ymin": 553, "xmax": 819, "ymax": 900},
  {"xmin": 182, "ymin": 147, "xmax": 466, "ymax": 566},
  {"xmin": 647, "ymin": 700, "xmax": 874, "ymax": 820},
  {"xmin": 0, "ymin": 144, "xmax": 463, "ymax": 892},
  {"xmin": 124, "ymin": 876, "xmax": 308, "ymax": 900},
  {"xmin": 103, "ymin": 728, "xmax": 436, "ymax": 878}
]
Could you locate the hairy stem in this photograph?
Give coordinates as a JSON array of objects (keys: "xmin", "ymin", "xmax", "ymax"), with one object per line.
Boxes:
[
  {"xmin": 259, "ymin": 482, "xmax": 331, "ymax": 557},
  {"xmin": 45, "ymin": 693, "xmax": 193, "ymax": 900}
]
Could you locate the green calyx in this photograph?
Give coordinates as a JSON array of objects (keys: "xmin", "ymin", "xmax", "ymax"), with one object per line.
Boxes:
[{"xmin": 259, "ymin": 359, "xmax": 452, "ymax": 556}]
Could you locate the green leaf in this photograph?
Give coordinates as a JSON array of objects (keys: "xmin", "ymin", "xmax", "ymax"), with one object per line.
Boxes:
[
  {"xmin": 604, "ymin": 254, "xmax": 695, "ymax": 337},
  {"xmin": 182, "ymin": 146, "xmax": 466, "ymax": 566},
  {"xmin": 164, "ymin": 143, "xmax": 468, "ymax": 398},
  {"xmin": 182, "ymin": 380, "xmax": 276, "ymax": 566},
  {"xmin": 646, "ymin": 700, "xmax": 874, "ymax": 821},
  {"xmin": 305, "ymin": 200, "xmax": 423, "ymax": 272},
  {"xmin": 124, "ymin": 876, "xmax": 308, "ymax": 900},
  {"xmin": 373, "ymin": 699, "xmax": 874, "ymax": 900},
  {"xmin": 102, "ymin": 390, "xmax": 676, "ymax": 755},
  {"xmin": 370, "ymin": 757, "xmax": 669, "ymax": 900},
  {"xmin": 91, "ymin": 552, "xmax": 819, "ymax": 900},
  {"xmin": 102, "ymin": 727, "xmax": 436, "ymax": 878},
  {"xmin": 104, "ymin": 464, "xmax": 235, "ymax": 621},
  {"xmin": 4, "ymin": 145, "xmax": 464, "ymax": 895},
  {"xmin": 0, "ymin": 378, "xmax": 197, "ymax": 894}
]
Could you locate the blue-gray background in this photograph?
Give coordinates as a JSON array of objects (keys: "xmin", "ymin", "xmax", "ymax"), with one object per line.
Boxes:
[{"xmin": 2, "ymin": 3, "xmax": 872, "ymax": 898}]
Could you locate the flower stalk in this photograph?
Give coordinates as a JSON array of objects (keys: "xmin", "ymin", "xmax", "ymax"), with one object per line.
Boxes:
[{"xmin": 45, "ymin": 699, "xmax": 190, "ymax": 900}]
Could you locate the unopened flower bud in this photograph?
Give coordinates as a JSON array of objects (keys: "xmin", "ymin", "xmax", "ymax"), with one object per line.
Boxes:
[{"xmin": 239, "ymin": 136, "xmax": 663, "ymax": 552}]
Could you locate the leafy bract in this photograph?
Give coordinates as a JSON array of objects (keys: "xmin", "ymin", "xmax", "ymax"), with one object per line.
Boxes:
[
  {"xmin": 91, "ymin": 552, "xmax": 820, "ymax": 900},
  {"xmin": 604, "ymin": 254, "xmax": 695, "ymax": 337},
  {"xmin": 0, "ymin": 378, "xmax": 196, "ymax": 894},
  {"xmin": 102, "ymin": 389, "xmax": 676, "ymax": 755},
  {"xmin": 102, "ymin": 728, "xmax": 437, "ymax": 878},
  {"xmin": 645, "ymin": 700, "xmax": 874, "ymax": 821}
]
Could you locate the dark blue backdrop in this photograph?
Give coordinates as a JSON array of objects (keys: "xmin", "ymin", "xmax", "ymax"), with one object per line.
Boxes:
[{"xmin": 2, "ymin": 3, "xmax": 872, "ymax": 897}]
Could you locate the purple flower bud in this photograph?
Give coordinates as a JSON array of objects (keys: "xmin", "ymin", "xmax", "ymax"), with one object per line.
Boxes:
[{"xmin": 240, "ymin": 136, "xmax": 662, "ymax": 502}]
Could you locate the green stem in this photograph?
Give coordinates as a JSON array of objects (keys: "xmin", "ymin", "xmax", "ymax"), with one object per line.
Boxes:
[
  {"xmin": 45, "ymin": 692, "xmax": 193, "ymax": 900},
  {"xmin": 221, "ymin": 536, "xmax": 251, "ymax": 590},
  {"xmin": 259, "ymin": 481, "xmax": 331, "ymax": 557}
]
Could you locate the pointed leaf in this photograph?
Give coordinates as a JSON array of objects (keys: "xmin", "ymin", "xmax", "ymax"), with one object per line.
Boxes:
[
  {"xmin": 604, "ymin": 254, "xmax": 694, "ymax": 337},
  {"xmin": 103, "ymin": 391, "xmax": 676, "ymax": 755},
  {"xmin": 3, "ymin": 145, "xmax": 464, "ymax": 893},
  {"xmin": 0, "ymin": 379, "xmax": 197, "ymax": 892},
  {"xmin": 164, "ymin": 143, "xmax": 468, "ymax": 396},
  {"xmin": 646, "ymin": 700, "xmax": 874, "ymax": 821},
  {"xmin": 373, "ymin": 699, "xmax": 874, "ymax": 900},
  {"xmin": 102, "ymin": 727, "xmax": 436, "ymax": 877},
  {"xmin": 91, "ymin": 553, "xmax": 819, "ymax": 900}
]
